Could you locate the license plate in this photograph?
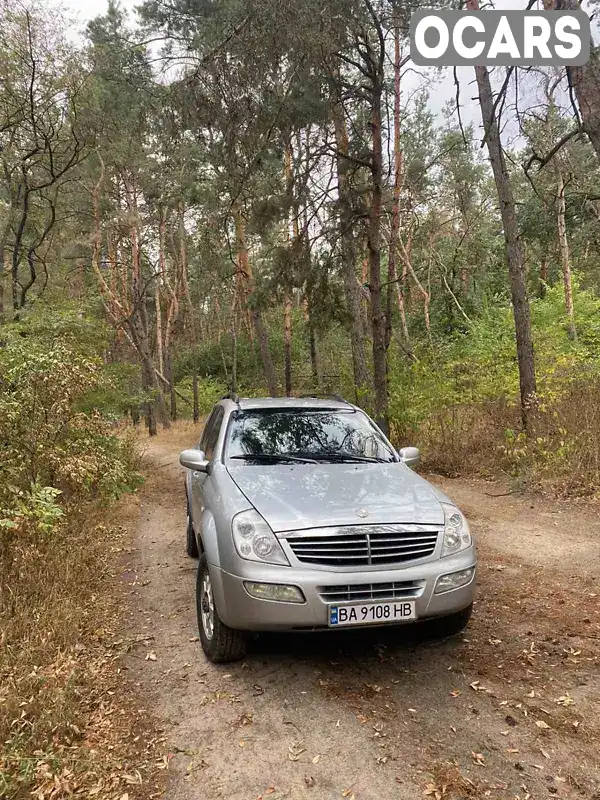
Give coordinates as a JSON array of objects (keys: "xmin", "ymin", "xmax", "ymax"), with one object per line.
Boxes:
[{"xmin": 328, "ymin": 601, "xmax": 416, "ymax": 627}]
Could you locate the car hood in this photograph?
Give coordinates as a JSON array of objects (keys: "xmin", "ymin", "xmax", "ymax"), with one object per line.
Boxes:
[{"xmin": 227, "ymin": 462, "xmax": 444, "ymax": 532}]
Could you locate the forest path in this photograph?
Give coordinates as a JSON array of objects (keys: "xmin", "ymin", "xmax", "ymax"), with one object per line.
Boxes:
[{"xmin": 124, "ymin": 425, "xmax": 600, "ymax": 800}]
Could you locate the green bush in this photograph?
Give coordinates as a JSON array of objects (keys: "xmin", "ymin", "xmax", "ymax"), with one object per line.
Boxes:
[
  {"xmin": 388, "ymin": 281, "xmax": 600, "ymax": 493},
  {"xmin": 0, "ymin": 313, "xmax": 142, "ymax": 547}
]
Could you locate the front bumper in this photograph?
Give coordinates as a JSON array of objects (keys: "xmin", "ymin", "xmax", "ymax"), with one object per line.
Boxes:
[{"xmin": 209, "ymin": 549, "xmax": 476, "ymax": 632}]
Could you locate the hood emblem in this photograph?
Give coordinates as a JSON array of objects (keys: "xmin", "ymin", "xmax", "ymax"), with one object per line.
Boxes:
[{"xmin": 356, "ymin": 508, "xmax": 369, "ymax": 518}]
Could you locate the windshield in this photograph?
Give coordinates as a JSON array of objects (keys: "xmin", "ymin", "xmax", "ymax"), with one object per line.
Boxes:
[{"xmin": 225, "ymin": 409, "xmax": 396, "ymax": 463}]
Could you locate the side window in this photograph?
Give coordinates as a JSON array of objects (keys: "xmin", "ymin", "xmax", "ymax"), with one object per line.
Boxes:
[
  {"xmin": 204, "ymin": 407, "xmax": 224, "ymax": 461},
  {"xmin": 199, "ymin": 408, "xmax": 217, "ymax": 451}
]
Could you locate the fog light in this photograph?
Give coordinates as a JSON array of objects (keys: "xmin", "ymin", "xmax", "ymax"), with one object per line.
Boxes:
[
  {"xmin": 434, "ymin": 567, "xmax": 475, "ymax": 594},
  {"xmin": 243, "ymin": 582, "xmax": 305, "ymax": 604}
]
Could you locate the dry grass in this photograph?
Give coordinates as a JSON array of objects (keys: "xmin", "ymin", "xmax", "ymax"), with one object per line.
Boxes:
[
  {"xmin": 0, "ymin": 494, "xmax": 166, "ymax": 799},
  {"xmin": 132, "ymin": 418, "xmax": 204, "ymax": 452},
  {"xmin": 410, "ymin": 381, "xmax": 600, "ymax": 497}
]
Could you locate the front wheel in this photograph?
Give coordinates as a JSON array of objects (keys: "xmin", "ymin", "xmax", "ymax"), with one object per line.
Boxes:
[{"xmin": 196, "ymin": 554, "xmax": 248, "ymax": 663}]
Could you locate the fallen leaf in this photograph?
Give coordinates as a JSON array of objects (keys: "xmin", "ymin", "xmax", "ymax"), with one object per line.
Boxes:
[
  {"xmin": 312, "ymin": 755, "xmax": 320, "ymax": 764},
  {"xmin": 145, "ymin": 651, "xmax": 157, "ymax": 662},
  {"xmin": 450, "ymin": 690, "xmax": 461, "ymax": 697},
  {"xmin": 535, "ymin": 720, "xmax": 551, "ymax": 729},
  {"xmin": 556, "ymin": 695, "xmax": 574, "ymax": 707},
  {"xmin": 472, "ymin": 751, "xmax": 485, "ymax": 765},
  {"xmin": 288, "ymin": 744, "xmax": 306, "ymax": 761}
]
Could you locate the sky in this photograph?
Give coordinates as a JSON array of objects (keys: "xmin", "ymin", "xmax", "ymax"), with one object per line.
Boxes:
[{"xmin": 65, "ymin": 0, "xmax": 136, "ymax": 24}]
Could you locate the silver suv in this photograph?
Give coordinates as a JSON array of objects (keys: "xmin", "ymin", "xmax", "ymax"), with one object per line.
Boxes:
[{"xmin": 180, "ymin": 395, "xmax": 476, "ymax": 662}]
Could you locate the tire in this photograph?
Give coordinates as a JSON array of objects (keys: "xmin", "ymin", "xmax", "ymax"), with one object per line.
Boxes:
[
  {"xmin": 196, "ymin": 554, "xmax": 248, "ymax": 663},
  {"xmin": 423, "ymin": 603, "xmax": 473, "ymax": 639},
  {"xmin": 186, "ymin": 497, "xmax": 199, "ymax": 558}
]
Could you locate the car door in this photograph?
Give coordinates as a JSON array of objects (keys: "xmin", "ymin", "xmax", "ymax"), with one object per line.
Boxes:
[{"xmin": 190, "ymin": 406, "xmax": 224, "ymax": 525}]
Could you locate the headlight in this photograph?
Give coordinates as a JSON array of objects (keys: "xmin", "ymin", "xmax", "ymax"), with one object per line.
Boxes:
[
  {"xmin": 232, "ymin": 510, "xmax": 289, "ymax": 566},
  {"xmin": 441, "ymin": 504, "xmax": 472, "ymax": 557}
]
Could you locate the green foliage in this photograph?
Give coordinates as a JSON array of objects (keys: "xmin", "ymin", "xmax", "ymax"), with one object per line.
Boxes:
[
  {"xmin": 0, "ymin": 311, "xmax": 142, "ymax": 544},
  {"xmin": 175, "ymin": 375, "xmax": 227, "ymax": 417},
  {"xmin": 388, "ymin": 281, "xmax": 600, "ymax": 493}
]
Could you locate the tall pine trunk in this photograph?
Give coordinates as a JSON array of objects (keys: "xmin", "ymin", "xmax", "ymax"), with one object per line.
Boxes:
[
  {"xmin": 556, "ymin": 172, "xmax": 576, "ymax": 339},
  {"xmin": 233, "ymin": 208, "xmax": 278, "ymax": 395},
  {"xmin": 386, "ymin": 24, "xmax": 410, "ymax": 350},
  {"xmin": 467, "ymin": 0, "xmax": 536, "ymax": 427},
  {"xmin": 331, "ymin": 89, "xmax": 371, "ymax": 396},
  {"xmin": 367, "ymin": 71, "xmax": 389, "ymax": 432},
  {"xmin": 544, "ymin": 0, "xmax": 600, "ymax": 162}
]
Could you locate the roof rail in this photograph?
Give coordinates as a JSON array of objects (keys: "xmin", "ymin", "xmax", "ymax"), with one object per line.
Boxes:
[{"xmin": 300, "ymin": 393, "xmax": 348, "ymax": 403}]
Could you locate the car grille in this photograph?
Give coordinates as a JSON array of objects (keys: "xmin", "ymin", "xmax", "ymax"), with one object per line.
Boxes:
[
  {"xmin": 319, "ymin": 580, "xmax": 425, "ymax": 603},
  {"xmin": 285, "ymin": 525, "xmax": 440, "ymax": 566}
]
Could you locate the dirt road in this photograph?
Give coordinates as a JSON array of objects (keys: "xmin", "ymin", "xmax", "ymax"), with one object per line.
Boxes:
[{"xmin": 124, "ymin": 427, "xmax": 600, "ymax": 800}]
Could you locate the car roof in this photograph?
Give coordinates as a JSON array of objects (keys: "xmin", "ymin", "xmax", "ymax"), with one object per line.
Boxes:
[{"xmin": 223, "ymin": 396, "xmax": 355, "ymax": 412}]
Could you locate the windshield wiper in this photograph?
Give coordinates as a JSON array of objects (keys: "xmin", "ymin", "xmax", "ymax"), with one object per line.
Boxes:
[
  {"xmin": 230, "ymin": 453, "xmax": 318, "ymax": 464},
  {"xmin": 298, "ymin": 451, "xmax": 389, "ymax": 464}
]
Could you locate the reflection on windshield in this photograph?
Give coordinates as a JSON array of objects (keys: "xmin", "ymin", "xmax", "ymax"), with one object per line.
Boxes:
[{"xmin": 226, "ymin": 410, "xmax": 395, "ymax": 463}]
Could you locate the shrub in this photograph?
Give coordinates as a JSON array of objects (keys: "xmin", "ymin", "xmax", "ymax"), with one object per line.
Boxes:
[
  {"xmin": 388, "ymin": 281, "xmax": 600, "ymax": 494},
  {"xmin": 0, "ymin": 312, "xmax": 141, "ymax": 557}
]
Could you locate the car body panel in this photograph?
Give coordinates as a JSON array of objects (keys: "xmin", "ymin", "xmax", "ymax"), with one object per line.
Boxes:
[
  {"xmin": 227, "ymin": 462, "xmax": 444, "ymax": 532},
  {"xmin": 209, "ymin": 546, "xmax": 476, "ymax": 631}
]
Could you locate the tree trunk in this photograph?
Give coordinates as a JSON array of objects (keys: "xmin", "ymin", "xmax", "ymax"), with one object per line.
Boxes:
[
  {"xmin": 539, "ymin": 256, "xmax": 549, "ymax": 299},
  {"xmin": 233, "ymin": 207, "xmax": 278, "ymax": 395},
  {"xmin": 284, "ymin": 139, "xmax": 295, "ymax": 397},
  {"xmin": 544, "ymin": 76, "xmax": 576, "ymax": 338},
  {"xmin": 368, "ymin": 78, "xmax": 389, "ymax": 432},
  {"xmin": 308, "ymin": 314, "xmax": 321, "ymax": 390},
  {"xmin": 178, "ymin": 204, "xmax": 196, "ymax": 339},
  {"xmin": 165, "ymin": 352, "xmax": 177, "ymax": 421},
  {"xmin": 544, "ymin": 0, "xmax": 600, "ymax": 162},
  {"xmin": 141, "ymin": 360, "xmax": 157, "ymax": 437},
  {"xmin": 127, "ymin": 179, "xmax": 170, "ymax": 430},
  {"xmin": 556, "ymin": 171, "xmax": 576, "ymax": 339},
  {"xmin": 467, "ymin": 0, "xmax": 537, "ymax": 427},
  {"xmin": 331, "ymin": 88, "xmax": 372, "ymax": 395},
  {"xmin": 193, "ymin": 368, "xmax": 200, "ymax": 424},
  {"xmin": 155, "ymin": 279, "xmax": 164, "ymax": 375},
  {"xmin": 284, "ymin": 294, "xmax": 292, "ymax": 396},
  {"xmin": 387, "ymin": 23, "xmax": 411, "ymax": 352}
]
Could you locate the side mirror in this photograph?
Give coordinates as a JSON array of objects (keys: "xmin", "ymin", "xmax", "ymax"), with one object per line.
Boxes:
[
  {"xmin": 179, "ymin": 449, "xmax": 209, "ymax": 473},
  {"xmin": 398, "ymin": 446, "xmax": 420, "ymax": 468}
]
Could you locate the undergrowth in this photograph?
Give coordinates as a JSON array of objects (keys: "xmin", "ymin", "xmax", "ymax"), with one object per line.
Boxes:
[{"xmin": 0, "ymin": 311, "xmax": 157, "ymax": 799}]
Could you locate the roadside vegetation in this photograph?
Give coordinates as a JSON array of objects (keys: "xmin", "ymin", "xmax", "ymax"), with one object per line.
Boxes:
[
  {"xmin": 2, "ymin": 0, "xmax": 600, "ymax": 795},
  {"xmin": 0, "ymin": 312, "xmax": 152, "ymax": 798}
]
